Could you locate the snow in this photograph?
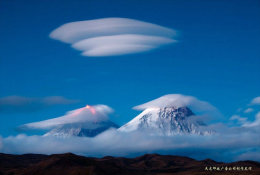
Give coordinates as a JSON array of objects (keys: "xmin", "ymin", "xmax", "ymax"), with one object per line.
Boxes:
[
  {"xmin": 119, "ymin": 107, "xmax": 213, "ymax": 136},
  {"xmin": 44, "ymin": 121, "xmax": 118, "ymax": 137}
]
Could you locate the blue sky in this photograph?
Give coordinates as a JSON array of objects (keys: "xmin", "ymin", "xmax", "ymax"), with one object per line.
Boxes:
[{"xmin": 0, "ymin": 0, "xmax": 260, "ymax": 137}]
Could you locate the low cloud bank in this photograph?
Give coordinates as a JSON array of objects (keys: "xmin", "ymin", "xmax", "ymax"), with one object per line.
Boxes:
[{"xmin": 1, "ymin": 125, "xmax": 260, "ymax": 162}]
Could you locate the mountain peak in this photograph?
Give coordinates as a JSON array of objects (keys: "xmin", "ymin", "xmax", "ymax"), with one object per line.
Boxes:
[
  {"xmin": 119, "ymin": 106, "xmax": 212, "ymax": 135},
  {"xmin": 158, "ymin": 106, "xmax": 194, "ymax": 118}
]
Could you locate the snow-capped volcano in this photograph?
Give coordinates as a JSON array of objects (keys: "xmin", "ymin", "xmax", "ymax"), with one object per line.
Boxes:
[
  {"xmin": 21, "ymin": 104, "xmax": 118, "ymax": 137},
  {"xmin": 42, "ymin": 105, "xmax": 119, "ymax": 137},
  {"xmin": 119, "ymin": 106, "xmax": 213, "ymax": 135}
]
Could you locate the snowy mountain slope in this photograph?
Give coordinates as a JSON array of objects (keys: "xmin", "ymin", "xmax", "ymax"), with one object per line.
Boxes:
[
  {"xmin": 44, "ymin": 121, "xmax": 118, "ymax": 137},
  {"xmin": 36, "ymin": 105, "xmax": 119, "ymax": 137},
  {"xmin": 119, "ymin": 107, "xmax": 213, "ymax": 135}
]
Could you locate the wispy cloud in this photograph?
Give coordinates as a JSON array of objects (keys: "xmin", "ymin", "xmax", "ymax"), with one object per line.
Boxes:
[
  {"xmin": 230, "ymin": 96, "xmax": 260, "ymax": 127},
  {"xmin": 250, "ymin": 96, "xmax": 260, "ymax": 105},
  {"xmin": 0, "ymin": 96, "xmax": 79, "ymax": 113},
  {"xmin": 230, "ymin": 111, "xmax": 260, "ymax": 128},
  {"xmin": 230, "ymin": 115, "xmax": 247, "ymax": 125},
  {"xmin": 20, "ymin": 105, "xmax": 113, "ymax": 130},
  {"xmin": 243, "ymin": 112, "xmax": 260, "ymax": 127},
  {"xmin": 50, "ymin": 18, "xmax": 177, "ymax": 56},
  {"xmin": 244, "ymin": 108, "xmax": 254, "ymax": 113},
  {"xmin": 42, "ymin": 96, "xmax": 78, "ymax": 105}
]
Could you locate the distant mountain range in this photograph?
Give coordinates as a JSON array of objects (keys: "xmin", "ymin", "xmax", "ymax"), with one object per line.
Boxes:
[{"xmin": 0, "ymin": 153, "xmax": 259, "ymax": 175}]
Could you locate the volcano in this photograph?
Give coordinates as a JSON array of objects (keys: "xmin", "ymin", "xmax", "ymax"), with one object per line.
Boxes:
[{"xmin": 119, "ymin": 106, "xmax": 213, "ymax": 135}]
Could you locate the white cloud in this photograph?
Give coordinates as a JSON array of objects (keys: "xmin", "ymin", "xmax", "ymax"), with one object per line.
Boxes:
[
  {"xmin": 250, "ymin": 96, "xmax": 260, "ymax": 105},
  {"xmin": 230, "ymin": 115, "xmax": 248, "ymax": 124},
  {"xmin": 20, "ymin": 105, "xmax": 113, "ymax": 130},
  {"xmin": 73, "ymin": 34, "xmax": 175, "ymax": 56},
  {"xmin": 50, "ymin": 18, "xmax": 177, "ymax": 57},
  {"xmin": 230, "ymin": 112, "xmax": 260, "ymax": 128},
  {"xmin": 1, "ymin": 126, "xmax": 260, "ymax": 161},
  {"xmin": 243, "ymin": 111, "xmax": 260, "ymax": 127},
  {"xmin": 133, "ymin": 94, "xmax": 220, "ymax": 115},
  {"xmin": 244, "ymin": 108, "xmax": 254, "ymax": 113}
]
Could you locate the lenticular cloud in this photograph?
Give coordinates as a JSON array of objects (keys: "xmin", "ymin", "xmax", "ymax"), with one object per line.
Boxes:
[
  {"xmin": 20, "ymin": 105, "xmax": 113, "ymax": 130},
  {"xmin": 133, "ymin": 94, "xmax": 217, "ymax": 112},
  {"xmin": 133, "ymin": 94, "xmax": 222, "ymax": 119},
  {"xmin": 50, "ymin": 18, "xmax": 177, "ymax": 56}
]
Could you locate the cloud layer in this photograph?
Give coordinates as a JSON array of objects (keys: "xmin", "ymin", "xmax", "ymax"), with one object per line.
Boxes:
[
  {"xmin": 50, "ymin": 18, "xmax": 177, "ymax": 56},
  {"xmin": 0, "ymin": 96, "xmax": 78, "ymax": 113},
  {"xmin": 20, "ymin": 105, "xmax": 113, "ymax": 130},
  {"xmin": 133, "ymin": 94, "xmax": 220, "ymax": 116},
  {"xmin": 1, "ymin": 125, "xmax": 260, "ymax": 162}
]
